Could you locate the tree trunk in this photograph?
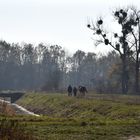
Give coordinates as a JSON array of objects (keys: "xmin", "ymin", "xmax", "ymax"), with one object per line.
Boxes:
[
  {"xmin": 121, "ymin": 55, "xmax": 128, "ymax": 94},
  {"xmin": 135, "ymin": 53, "xmax": 139, "ymax": 93}
]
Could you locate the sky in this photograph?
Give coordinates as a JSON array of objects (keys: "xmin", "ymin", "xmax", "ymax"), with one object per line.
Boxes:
[{"xmin": 0, "ymin": 0, "xmax": 139, "ymax": 54}]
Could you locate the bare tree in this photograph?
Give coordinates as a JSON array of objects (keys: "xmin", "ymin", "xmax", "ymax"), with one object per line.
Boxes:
[
  {"xmin": 87, "ymin": 8, "xmax": 137, "ymax": 94},
  {"xmin": 126, "ymin": 7, "xmax": 140, "ymax": 93}
]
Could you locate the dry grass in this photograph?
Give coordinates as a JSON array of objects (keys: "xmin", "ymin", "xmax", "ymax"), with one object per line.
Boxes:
[
  {"xmin": 0, "ymin": 118, "xmax": 37, "ymax": 140},
  {"xmin": 0, "ymin": 100, "xmax": 37, "ymax": 140},
  {"xmin": 0, "ymin": 101, "xmax": 15, "ymax": 116}
]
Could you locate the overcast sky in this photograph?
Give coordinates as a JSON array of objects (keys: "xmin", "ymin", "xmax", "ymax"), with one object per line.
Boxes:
[{"xmin": 0, "ymin": 0, "xmax": 139, "ymax": 54}]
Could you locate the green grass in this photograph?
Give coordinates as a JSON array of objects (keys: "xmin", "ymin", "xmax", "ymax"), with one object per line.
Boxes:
[
  {"xmin": 16, "ymin": 93, "xmax": 140, "ymax": 119},
  {"xmin": 5, "ymin": 93, "xmax": 140, "ymax": 139},
  {"xmin": 2, "ymin": 115, "xmax": 140, "ymax": 140}
]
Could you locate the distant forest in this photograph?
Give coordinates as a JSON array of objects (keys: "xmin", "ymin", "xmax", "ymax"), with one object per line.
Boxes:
[{"xmin": 0, "ymin": 40, "xmax": 135, "ymax": 94}]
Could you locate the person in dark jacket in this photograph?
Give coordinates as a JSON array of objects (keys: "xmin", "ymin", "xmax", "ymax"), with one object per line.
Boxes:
[
  {"xmin": 73, "ymin": 87, "xmax": 77, "ymax": 97},
  {"xmin": 78, "ymin": 86, "xmax": 88, "ymax": 97},
  {"xmin": 67, "ymin": 85, "xmax": 72, "ymax": 96}
]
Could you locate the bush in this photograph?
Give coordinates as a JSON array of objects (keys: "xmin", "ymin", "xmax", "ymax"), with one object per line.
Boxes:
[{"xmin": 0, "ymin": 118, "xmax": 37, "ymax": 140}]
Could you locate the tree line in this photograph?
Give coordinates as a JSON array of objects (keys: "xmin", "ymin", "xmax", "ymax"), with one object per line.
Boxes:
[{"xmin": 0, "ymin": 39, "xmax": 137, "ymax": 94}]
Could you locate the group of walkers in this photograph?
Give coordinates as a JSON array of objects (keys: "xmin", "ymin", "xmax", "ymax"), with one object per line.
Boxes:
[{"xmin": 67, "ymin": 85, "xmax": 87, "ymax": 97}]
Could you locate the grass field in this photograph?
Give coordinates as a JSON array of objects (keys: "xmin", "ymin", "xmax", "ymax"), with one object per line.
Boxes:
[{"xmin": 8, "ymin": 92, "xmax": 140, "ymax": 140}]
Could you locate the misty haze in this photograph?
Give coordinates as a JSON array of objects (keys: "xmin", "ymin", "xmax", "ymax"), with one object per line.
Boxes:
[{"xmin": 0, "ymin": 0, "xmax": 140, "ymax": 140}]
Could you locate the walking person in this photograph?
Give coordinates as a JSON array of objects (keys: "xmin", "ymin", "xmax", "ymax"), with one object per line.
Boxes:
[
  {"xmin": 78, "ymin": 86, "xmax": 88, "ymax": 97},
  {"xmin": 67, "ymin": 85, "xmax": 72, "ymax": 96},
  {"xmin": 73, "ymin": 87, "xmax": 77, "ymax": 97}
]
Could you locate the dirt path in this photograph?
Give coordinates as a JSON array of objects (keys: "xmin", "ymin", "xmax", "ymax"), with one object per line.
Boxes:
[
  {"xmin": 0, "ymin": 99, "xmax": 39, "ymax": 116},
  {"xmin": 127, "ymin": 136, "xmax": 140, "ymax": 140},
  {"xmin": 11, "ymin": 103, "xmax": 40, "ymax": 116}
]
